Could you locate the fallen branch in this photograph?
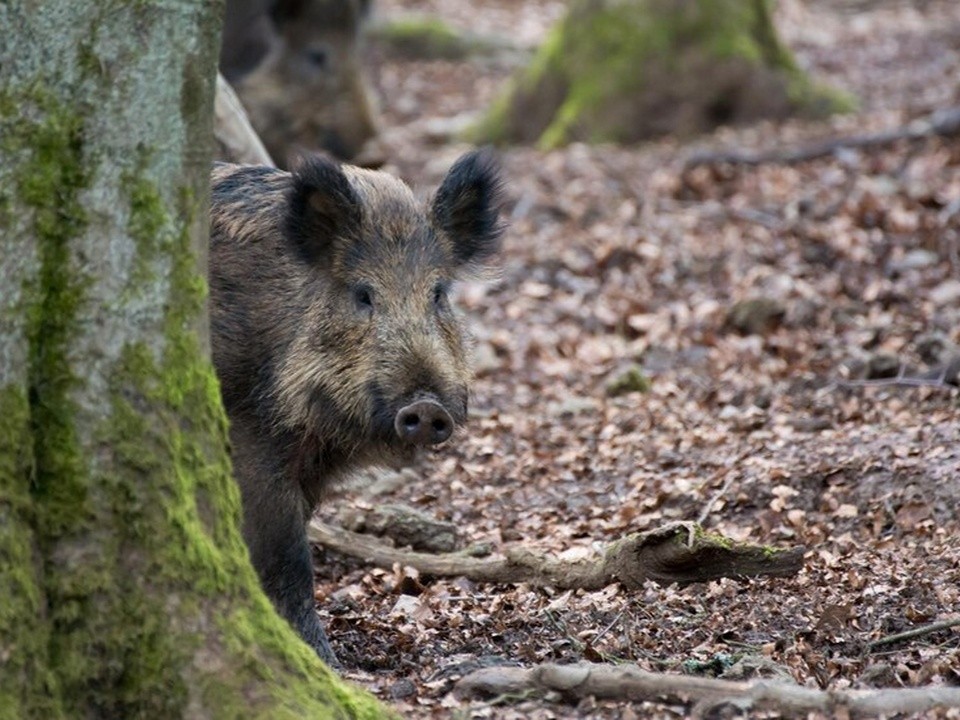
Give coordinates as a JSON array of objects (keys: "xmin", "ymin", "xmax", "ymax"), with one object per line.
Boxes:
[
  {"xmin": 866, "ymin": 616, "xmax": 960, "ymax": 652},
  {"xmin": 454, "ymin": 662, "xmax": 960, "ymax": 719},
  {"xmin": 213, "ymin": 72, "xmax": 273, "ymax": 167},
  {"xmin": 338, "ymin": 502, "xmax": 462, "ymax": 553},
  {"xmin": 836, "ymin": 358, "xmax": 960, "ymax": 390},
  {"xmin": 308, "ymin": 520, "xmax": 805, "ymax": 590},
  {"xmin": 685, "ymin": 106, "xmax": 960, "ymax": 168}
]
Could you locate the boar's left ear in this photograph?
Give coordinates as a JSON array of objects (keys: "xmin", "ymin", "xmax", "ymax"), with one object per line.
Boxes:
[
  {"xmin": 432, "ymin": 149, "xmax": 505, "ymax": 270},
  {"xmin": 286, "ymin": 154, "xmax": 362, "ymax": 262}
]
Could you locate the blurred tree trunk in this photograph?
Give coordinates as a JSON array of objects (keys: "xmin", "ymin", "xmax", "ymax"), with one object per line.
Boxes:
[
  {"xmin": 470, "ymin": 0, "xmax": 853, "ymax": 149},
  {"xmin": 0, "ymin": 2, "xmax": 386, "ymax": 718}
]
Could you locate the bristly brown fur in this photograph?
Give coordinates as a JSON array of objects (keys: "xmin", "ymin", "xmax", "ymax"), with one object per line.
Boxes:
[{"xmin": 208, "ymin": 151, "xmax": 504, "ymax": 663}]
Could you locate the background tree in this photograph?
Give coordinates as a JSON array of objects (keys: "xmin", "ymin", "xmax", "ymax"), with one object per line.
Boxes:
[
  {"xmin": 469, "ymin": 0, "xmax": 853, "ymax": 148},
  {"xmin": 0, "ymin": 2, "xmax": 386, "ymax": 717}
]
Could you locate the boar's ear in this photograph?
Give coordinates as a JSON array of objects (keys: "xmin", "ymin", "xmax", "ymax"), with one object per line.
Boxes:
[
  {"xmin": 269, "ymin": 0, "xmax": 306, "ymax": 25},
  {"xmin": 287, "ymin": 154, "xmax": 362, "ymax": 262},
  {"xmin": 432, "ymin": 150, "xmax": 505, "ymax": 270}
]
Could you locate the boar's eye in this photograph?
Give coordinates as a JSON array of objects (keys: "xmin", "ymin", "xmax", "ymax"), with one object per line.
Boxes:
[
  {"xmin": 305, "ymin": 46, "xmax": 329, "ymax": 70},
  {"xmin": 353, "ymin": 285, "xmax": 374, "ymax": 312},
  {"xmin": 432, "ymin": 282, "xmax": 448, "ymax": 308}
]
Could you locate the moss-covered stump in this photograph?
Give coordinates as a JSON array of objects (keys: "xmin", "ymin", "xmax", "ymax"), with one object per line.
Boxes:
[{"xmin": 469, "ymin": 0, "xmax": 853, "ymax": 148}]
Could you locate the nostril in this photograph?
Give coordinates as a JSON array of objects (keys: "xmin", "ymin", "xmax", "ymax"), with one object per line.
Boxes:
[{"xmin": 395, "ymin": 399, "xmax": 454, "ymax": 445}]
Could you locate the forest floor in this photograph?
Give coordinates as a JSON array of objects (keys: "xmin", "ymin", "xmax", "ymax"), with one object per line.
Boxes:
[{"xmin": 313, "ymin": 0, "xmax": 960, "ymax": 716}]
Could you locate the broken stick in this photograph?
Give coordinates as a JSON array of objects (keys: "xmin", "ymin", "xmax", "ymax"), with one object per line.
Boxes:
[
  {"xmin": 866, "ymin": 616, "xmax": 960, "ymax": 652},
  {"xmin": 307, "ymin": 520, "xmax": 805, "ymax": 590}
]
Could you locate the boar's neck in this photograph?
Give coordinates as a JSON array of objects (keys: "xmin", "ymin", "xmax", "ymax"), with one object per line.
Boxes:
[{"xmin": 280, "ymin": 426, "xmax": 377, "ymax": 510}]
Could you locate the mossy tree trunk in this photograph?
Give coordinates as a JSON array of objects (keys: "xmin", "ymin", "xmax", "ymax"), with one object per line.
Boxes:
[
  {"xmin": 0, "ymin": 2, "xmax": 387, "ymax": 718},
  {"xmin": 470, "ymin": 0, "xmax": 852, "ymax": 149}
]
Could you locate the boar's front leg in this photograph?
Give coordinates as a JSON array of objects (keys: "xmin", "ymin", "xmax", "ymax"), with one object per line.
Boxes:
[
  {"xmin": 256, "ymin": 511, "xmax": 338, "ymax": 666},
  {"xmin": 229, "ymin": 416, "xmax": 339, "ymax": 666}
]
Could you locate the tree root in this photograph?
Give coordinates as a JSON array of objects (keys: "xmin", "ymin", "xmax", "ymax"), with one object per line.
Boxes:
[
  {"xmin": 454, "ymin": 662, "xmax": 960, "ymax": 718},
  {"xmin": 214, "ymin": 73, "xmax": 273, "ymax": 166},
  {"xmin": 684, "ymin": 105, "xmax": 960, "ymax": 168},
  {"xmin": 337, "ymin": 503, "xmax": 463, "ymax": 554},
  {"xmin": 307, "ymin": 520, "xmax": 804, "ymax": 590}
]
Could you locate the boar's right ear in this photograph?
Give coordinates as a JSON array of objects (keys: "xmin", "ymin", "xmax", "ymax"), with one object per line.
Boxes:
[
  {"xmin": 286, "ymin": 154, "xmax": 362, "ymax": 262},
  {"xmin": 432, "ymin": 150, "xmax": 505, "ymax": 270}
]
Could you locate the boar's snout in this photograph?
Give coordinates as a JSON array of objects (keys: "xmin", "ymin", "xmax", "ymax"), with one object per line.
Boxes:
[{"xmin": 394, "ymin": 399, "xmax": 454, "ymax": 446}]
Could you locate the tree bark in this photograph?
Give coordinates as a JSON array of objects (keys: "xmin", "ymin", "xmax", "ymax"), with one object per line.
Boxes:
[
  {"xmin": 470, "ymin": 0, "xmax": 853, "ymax": 149},
  {"xmin": 0, "ymin": 2, "xmax": 387, "ymax": 717}
]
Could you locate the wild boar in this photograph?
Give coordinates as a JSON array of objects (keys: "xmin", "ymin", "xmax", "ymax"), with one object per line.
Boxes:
[
  {"xmin": 220, "ymin": 0, "xmax": 379, "ymax": 165},
  {"xmin": 209, "ymin": 150, "xmax": 503, "ymax": 663}
]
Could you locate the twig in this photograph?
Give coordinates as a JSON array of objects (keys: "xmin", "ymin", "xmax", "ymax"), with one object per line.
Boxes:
[
  {"xmin": 454, "ymin": 662, "xmax": 960, "ymax": 718},
  {"xmin": 697, "ymin": 472, "xmax": 737, "ymax": 525},
  {"xmin": 684, "ymin": 106, "xmax": 960, "ymax": 169},
  {"xmin": 592, "ymin": 610, "xmax": 625, "ymax": 645},
  {"xmin": 836, "ymin": 358, "xmax": 960, "ymax": 390},
  {"xmin": 727, "ymin": 207, "xmax": 783, "ymax": 230},
  {"xmin": 697, "ymin": 449, "xmax": 752, "ymax": 525},
  {"xmin": 866, "ymin": 617, "xmax": 960, "ymax": 652}
]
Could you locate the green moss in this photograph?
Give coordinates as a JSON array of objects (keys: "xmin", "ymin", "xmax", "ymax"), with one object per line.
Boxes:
[
  {"xmin": 0, "ymin": 386, "xmax": 64, "ymax": 720},
  {"xmin": 372, "ymin": 16, "xmax": 471, "ymax": 60},
  {"xmin": 682, "ymin": 652, "xmax": 736, "ymax": 675},
  {"xmin": 6, "ymin": 92, "xmax": 91, "ymax": 541},
  {"xmin": 14, "ymin": 96, "xmax": 96, "ymax": 641},
  {"xmin": 77, "ymin": 38, "xmax": 106, "ymax": 80},
  {"xmin": 535, "ymin": 2, "xmax": 648, "ymax": 148},
  {"xmin": 748, "ymin": 0, "xmax": 793, "ymax": 68},
  {"xmin": 180, "ymin": 56, "xmax": 210, "ymax": 134},
  {"xmin": 0, "ymin": 84, "xmax": 93, "ymax": 718},
  {"xmin": 212, "ymin": 602, "xmax": 392, "ymax": 719},
  {"xmin": 789, "ymin": 77, "xmax": 857, "ymax": 116},
  {"xmin": 107, "ymin": 169, "xmax": 243, "ymax": 589},
  {"xmin": 606, "ymin": 365, "xmax": 652, "ymax": 397},
  {"xmin": 464, "ymin": 24, "xmax": 566, "ymax": 145},
  {"xmin": 125, "ymin": 177, "xmax": 165, "ymax": 288},
  {"xmin": 0, "ymin": 386, "xmax": 34, "ymax": 513},
  {"xmin": 689, "ymin": 525, "xmax": 735, "ymax": 549}
]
